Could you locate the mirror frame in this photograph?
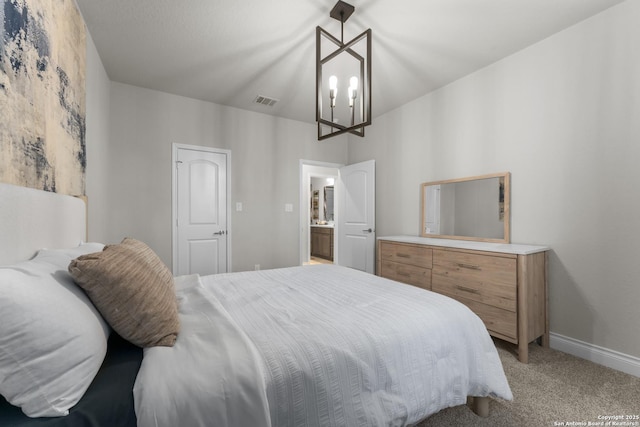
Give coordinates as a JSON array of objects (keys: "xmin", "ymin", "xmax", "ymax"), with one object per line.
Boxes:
[{"xmin": 420, "ymin": 172, "xmax": 511, "ymax": 243}]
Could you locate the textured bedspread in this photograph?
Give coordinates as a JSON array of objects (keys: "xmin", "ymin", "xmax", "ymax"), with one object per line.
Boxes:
[
  {"xmin": 134, "ymin": 265, "xmax": 512, "ymax": 427},
  {"xmin": 133, "ymin": 274, "xmax": 271, "ymax": 427}
]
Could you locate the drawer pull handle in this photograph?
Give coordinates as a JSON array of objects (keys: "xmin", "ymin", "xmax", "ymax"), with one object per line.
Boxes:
[
  {"xmin": 457, "ymin": 263, "xmax": 480, "ymax": 270},
  {"xmin": 397, "ymin": 272, "xmax": 410, "ymax": 277},
  {"xmin": 396, "ymin": 253, "xmax": 411, "ymax": 258},
  {"xmin": 456, "ymin": 285, "xmax": 479, "ymax": 294}
]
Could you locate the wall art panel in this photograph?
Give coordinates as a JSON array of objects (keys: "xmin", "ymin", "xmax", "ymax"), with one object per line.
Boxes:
[{"xmin": 1, "ymin": 0, "xmax": 86, "ymax": 195}]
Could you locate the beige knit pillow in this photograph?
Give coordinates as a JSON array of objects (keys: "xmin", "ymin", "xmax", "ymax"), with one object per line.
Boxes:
[{"xmin": 69, "ymin": 238, "xmax": 179, "ymax": 347}]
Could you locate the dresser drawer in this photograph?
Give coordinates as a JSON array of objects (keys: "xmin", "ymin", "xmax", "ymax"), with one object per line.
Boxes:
[
  {"xmin": 438, "ymin": 291, "xmax": 517, "ymax": 342},
  {"xmin": 432, "ymin": 249, "xmax": 517, "ymax": 311},
  {"xmin": 380, "ymin": 260, "xmax": 431, "ymax": 290},
  {"xmin": 379, "ymin": 241, "xmax": 432, "ymax": 269}
]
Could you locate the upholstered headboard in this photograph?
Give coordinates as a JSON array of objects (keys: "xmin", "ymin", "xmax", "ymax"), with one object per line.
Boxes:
[{"xmin": 0, "ymin": 183, "xmax": 86, "ymax": 265}]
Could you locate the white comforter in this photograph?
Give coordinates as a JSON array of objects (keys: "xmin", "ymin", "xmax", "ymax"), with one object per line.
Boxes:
[{"xmin": 134, "ymin": 265, "xmax": 512, "ymax": 427}]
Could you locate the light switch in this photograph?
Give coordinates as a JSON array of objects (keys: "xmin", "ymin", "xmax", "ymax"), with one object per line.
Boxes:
[
  {"xmin": 236, "ymin": 202, "xmax": 243, "ymax": 212},
  {"xmin": 285, "ymin": 203, "xmax": 293, "ymax": 212}
]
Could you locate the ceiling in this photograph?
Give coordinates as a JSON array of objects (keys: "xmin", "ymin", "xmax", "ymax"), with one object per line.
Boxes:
[{"xmin": 76, "ymin": 0, "xmax": 625, "ymax": 124}]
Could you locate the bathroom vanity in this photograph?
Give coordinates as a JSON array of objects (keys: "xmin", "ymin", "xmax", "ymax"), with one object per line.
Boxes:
[{"xmin": 311, "ymin": 225, "xmax": 334, "ymax": 261}]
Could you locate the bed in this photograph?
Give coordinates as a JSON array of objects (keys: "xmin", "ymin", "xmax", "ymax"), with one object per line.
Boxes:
[{"xmin": 0, "ymin": 182, "xmax": 512, "ymax": 426}]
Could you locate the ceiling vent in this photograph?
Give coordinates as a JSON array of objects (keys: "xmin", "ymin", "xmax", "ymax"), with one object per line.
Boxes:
[{"xmin": 254, "ymin": 95, "xmax": 279, "ymax": 107}]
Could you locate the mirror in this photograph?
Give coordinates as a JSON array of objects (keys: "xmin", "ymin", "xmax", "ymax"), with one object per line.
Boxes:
[
  {"xmin": 421, "ymin": 172, "xmax": 510, "ymax": 243},
  {"xmin": 312, "ymin": 190, "xmax": 319, "ymax": 221},
  {"xmin": 324, "ymin": 186, "xmax": 334, "ymax": 221}
]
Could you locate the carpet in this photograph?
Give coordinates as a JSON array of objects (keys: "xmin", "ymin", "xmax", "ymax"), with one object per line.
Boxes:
[{"xmin": 416, "ymin": 341, "xmax": 640, "ymax": 426}]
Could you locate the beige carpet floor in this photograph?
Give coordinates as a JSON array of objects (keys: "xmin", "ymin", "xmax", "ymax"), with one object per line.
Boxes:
[{"xmin": 416, "ymin": 341, "xmax": 640, "ymax": 427}]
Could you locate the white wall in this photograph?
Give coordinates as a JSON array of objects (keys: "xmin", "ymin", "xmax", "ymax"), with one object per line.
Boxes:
[
  {"xmin": 94, "ymin": 82, "xmax": 347, "ymax": 271},
  {"xmin": 348, "ymin": 0, "xmax": 640, "ymax": 360},
  {"xmin": 84, "ymin": 32, "xmax": 349, "ymax": 272},
  {"xmin": 454, "ymin": 178, "xmax": 503, "ymax": 239},
  {"xmin": 83, "ymin": 0, "xmax": 638, "ymax": 365},
  {"xmin": 222, "ymin": 108, "xmax": 347, "ymax": 271},
  {"xmin": 84, "ymin": 32, "xmax": 111, "ymax": 243}
]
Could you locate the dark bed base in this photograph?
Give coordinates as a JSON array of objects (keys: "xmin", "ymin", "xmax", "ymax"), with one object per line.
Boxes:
[{"xmin": 0, "ymin": 334, "xmax": 142, "ymax": 427}]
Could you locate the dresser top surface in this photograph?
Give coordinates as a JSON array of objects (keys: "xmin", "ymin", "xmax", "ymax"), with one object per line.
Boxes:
[{"xmin": 378, "ymin": 235, "xmax": 549, "ymax": 255}]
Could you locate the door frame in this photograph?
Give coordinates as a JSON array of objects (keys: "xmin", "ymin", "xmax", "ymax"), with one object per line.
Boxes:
[
  {"xmin": 299, "ymin": 159, "xmax": 342, "ymax": 265},
  {"xmin": 172, "ymin": 143, "xmax": 232, "ymax": 274}
]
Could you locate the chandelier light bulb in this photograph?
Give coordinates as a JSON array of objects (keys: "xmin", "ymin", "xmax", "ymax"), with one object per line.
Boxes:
[
  {"xmin": 329, "ymin": 75, "xmax": 338, "ymax": 89},
  {"xmin": 348, "ymin": 76, "xmax": 358, "ymax": 106},
  {"xmin": 329, "ymin": 75, "xmax": 338, "ymax": 94},
  {"xmin": 349, "ymin": 76, "xmax": 359, "ymax": 93},
  {"xmin": 329, "ymin": 75, "xmax": 338, "ymax": 107}
]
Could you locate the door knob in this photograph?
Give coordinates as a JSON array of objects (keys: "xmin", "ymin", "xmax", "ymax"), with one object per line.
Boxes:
[
  {"xmin": 362, "ymin": 228, "xmax": 373, "ymax": 233},
  {"xmin": 213, "ymin": 230, "xmax": 226, "ymax": 235}
]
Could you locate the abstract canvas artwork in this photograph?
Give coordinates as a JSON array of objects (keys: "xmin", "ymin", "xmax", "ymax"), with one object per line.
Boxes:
[{"xmin": 0, "ymin": 0, "xmax": 86, "ymax": 195}]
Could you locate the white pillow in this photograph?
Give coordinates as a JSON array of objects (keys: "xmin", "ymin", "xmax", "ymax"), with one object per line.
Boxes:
[
  {"xmin": 0, "ymin": 243, "xmax": 109, "ymax": 417},
  {"xmin": 35, "ymin": 242, "xmax": 106, "ymax": 269}
]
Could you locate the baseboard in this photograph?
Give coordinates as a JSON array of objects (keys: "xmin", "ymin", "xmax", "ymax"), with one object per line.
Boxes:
[{"xmin": 550, "ymin": 332, "xmax": 640, "ymax": 378}]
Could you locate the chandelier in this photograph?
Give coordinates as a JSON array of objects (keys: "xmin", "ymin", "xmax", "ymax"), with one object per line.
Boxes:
[{"xmin": 316, "ymin": 1, "xmax": 371, "ymax": 140}]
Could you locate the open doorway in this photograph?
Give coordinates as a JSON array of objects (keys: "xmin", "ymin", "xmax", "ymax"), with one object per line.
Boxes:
[
  {"xmin": 309, "ymin": 175, "xmax": 336, "ymax": 265},
  {"xmin": 300, "ymin": 159, "xmax": 376, "ymax": 272},
  {"xmin": 299, "ymin": 160, "xmax": 340, "ymax": 266}
]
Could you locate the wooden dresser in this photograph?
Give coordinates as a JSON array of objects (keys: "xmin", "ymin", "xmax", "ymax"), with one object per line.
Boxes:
[{"xmin": 377, "ymin": 236, "xmax": 549, "ymax": 363}]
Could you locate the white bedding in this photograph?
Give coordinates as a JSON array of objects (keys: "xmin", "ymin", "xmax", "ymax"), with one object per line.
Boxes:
[{"xmin": 134, "ymin": 265, "xmax": 512, "ymax": 427}]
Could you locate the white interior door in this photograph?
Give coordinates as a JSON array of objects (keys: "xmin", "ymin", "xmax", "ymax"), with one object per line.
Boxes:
[
  {"xmin": 337, "ymin": 160, "xmax": 375, "ymax": 273},
  {"xmin": 173, "ymin": 144, "xmax": 230, "ymax": 276}
]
